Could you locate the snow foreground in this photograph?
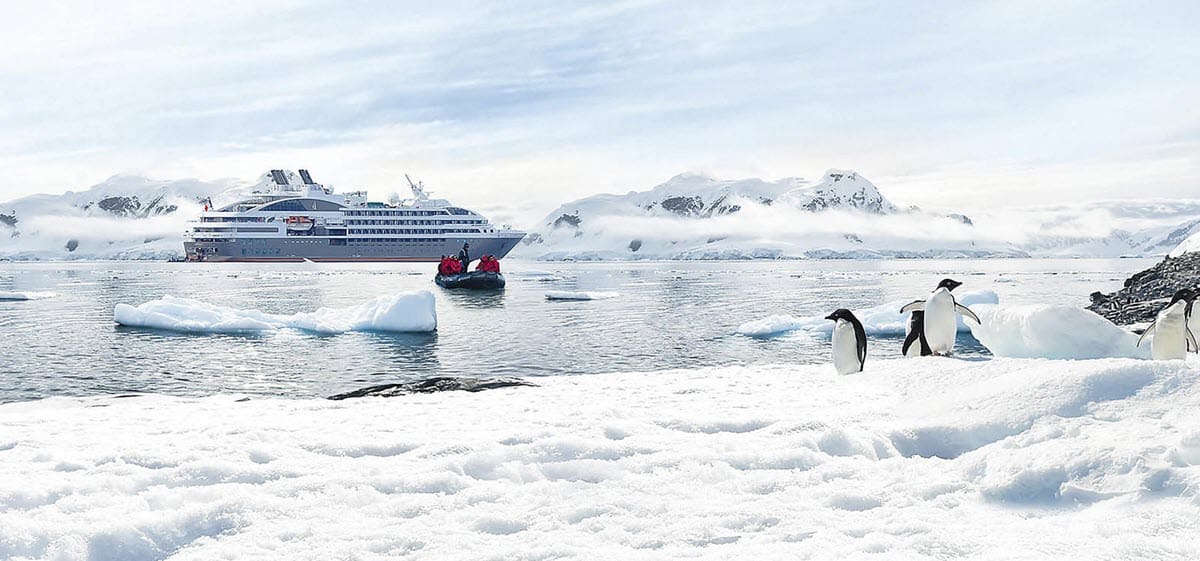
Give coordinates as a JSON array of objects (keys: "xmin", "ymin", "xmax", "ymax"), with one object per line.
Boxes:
[
  {"xmin": 737, "ymin": 289, "xmax": 998, "ymax": 337},
  {"xmin": 113, "ymin": 291, "xmax": 437, "ymax": 334},
  {"xmin": 544, "ymin": 290, "xmax": 619, "ymax": 301},
  {"xmin": 1, "ymin": 358, "xmax": 1198, "ymax": 560}
]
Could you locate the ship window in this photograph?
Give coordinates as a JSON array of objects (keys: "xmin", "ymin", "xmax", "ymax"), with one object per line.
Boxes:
[{"xmin": 258, "ymin": 198, "xmax": 344, "ymax": 212}]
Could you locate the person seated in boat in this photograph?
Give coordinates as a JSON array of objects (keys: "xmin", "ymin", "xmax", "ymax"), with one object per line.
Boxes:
[
  {"xmin": 475, "ymin": 255, "xmax": 491, "ymax": 272},
  {"xmin": 448, "ymin": 256, "xmax": 463, "ymax": 274},
  {"xmin": 437, "ymin": 256, "xmax": 452, "ymax": 276},
  {"xmin": 478, "ymin": 255, "xmax": 500, "ymax": 273}
]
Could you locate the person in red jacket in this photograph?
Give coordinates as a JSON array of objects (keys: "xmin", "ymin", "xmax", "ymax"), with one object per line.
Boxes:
[
  {"xmin": 437, "ymin": 256, "xmax": 450, "ymax": 276},
  {"xmin": 488, "ymin": 256, "xmax": 501, "ymax": 273},
  {"xmin": 449, "ymin": 256, "xmax": 463, "ymax": 274}
]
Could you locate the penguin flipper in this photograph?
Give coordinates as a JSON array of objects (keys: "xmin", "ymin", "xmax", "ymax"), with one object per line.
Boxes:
[
  {"xmin": 899, "ymin": 300, "xmax": 925, "ymax": 314},
  {"xmin": 902, "ymin": 329, "xmax": 920, "ymax": 356},
  {"xmin": 1136, "ymin": 320, "xmax": 1157, "ymax": 348},
  {"xmin": 1188, "ymin": 327, "xmax": 1198, "ymax": 354},
  {"xmin": 853, "ymin": 318, "xmax": 868, "ymax": 370},
  {"xmin": 955, "ymin": 303, "xmax": 981, "ymax": 324}
]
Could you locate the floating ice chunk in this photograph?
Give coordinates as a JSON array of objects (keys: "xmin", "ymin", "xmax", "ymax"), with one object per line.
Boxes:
[
  {"xmin": 966, "ymin": 304, "xmax": 1147, "ymax": 359},
  {"xmin": 114, "ymin": 291, "xmax": 437, "ymax": 334},
  {"xmin": 765, "ymin": 289, "xmax": 998, "ymax": 336},
  {"xmin": 0, "ymin": 291, "xmax": 56, "ymax": 301},
  {"xmin": 544, "ymin": 291, "xmax": 618, "ymax": 301},
  {"xmin": 736, "ymin": 315, "xmax": 807, "ymax": 338}
]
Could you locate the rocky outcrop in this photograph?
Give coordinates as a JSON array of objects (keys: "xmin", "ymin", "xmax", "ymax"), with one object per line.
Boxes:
[
  {"xmin": 1087, "ymin": 252, "xmax": 1200, "ymax": 325},
  {"xmin": 86, "ymin": 194, "xmax": 179, "ymax": 218},
  {"xmin": 327, "ymin": 376, "xmax": 537, "ymax": 400}
]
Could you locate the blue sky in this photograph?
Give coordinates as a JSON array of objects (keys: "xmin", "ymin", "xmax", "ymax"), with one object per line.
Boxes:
[{"xmin": 1, "ymin": 0, "xmax": 1197, "ymax": 224}]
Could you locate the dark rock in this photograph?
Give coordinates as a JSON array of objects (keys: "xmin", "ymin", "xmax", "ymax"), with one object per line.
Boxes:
[
  {"xmin": 660, "ymin": 196, "xmax": 705, "ymax": 216},
  {"xmin": 0, "ymin": 212, "xmax": 16, "ymax": 228},
  {"xmin": 628, "ymin": 239, "xmax": 642, "ymax": 252},
  {"xmin": 1087, "ymin": 252, "xmax": 1200, "ymax": 325},
  {"xmin": 327, "ymin": 376, "xmax": 537, "ymax": 400},
  {"xmin": 552, "ymin": 213, "xmax": 582, "ymax": 229},
  {"xmin": 65, "ymin": 239, "xmax": 79, "ymax": 252},
  {"xmin": 88, "ymin": 194, "xmax": 179, "ymax": 218}
]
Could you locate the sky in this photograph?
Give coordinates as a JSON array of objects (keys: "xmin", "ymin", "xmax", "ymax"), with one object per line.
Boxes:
[{"xmin": 1, "ymin": 0, "xmax": 1198, "ymax": 226}]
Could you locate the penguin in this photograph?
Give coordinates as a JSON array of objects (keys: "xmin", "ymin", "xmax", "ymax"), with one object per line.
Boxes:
[
  {"xmin": 898, "ymin": 278, "xmax": 981, "ymax": 356},
  {"xmin": 1137, "ymin": 288, "xmax": 1198, "ymax": 360},
  {"xmin": 825, "ymin": 308, "xmax": 867, "ymax": 374},
  {"xmin": 902, "ymin": 310, "xmax": 933, "ymax": 357}
]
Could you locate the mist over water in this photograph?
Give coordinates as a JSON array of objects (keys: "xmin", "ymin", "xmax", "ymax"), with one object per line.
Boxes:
[{"xmin": 0, "ymin": 258, "xmax": 1150, "ymax": 402}]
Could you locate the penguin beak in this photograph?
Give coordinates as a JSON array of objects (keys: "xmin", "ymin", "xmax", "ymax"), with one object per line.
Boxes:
[
  {"xmin": 948, "ymin": 280, "xmax": 962, "ymax": 291},
  {"xmin": 824, "ymin": 313, "xmax": 837, "ymax": 321}
]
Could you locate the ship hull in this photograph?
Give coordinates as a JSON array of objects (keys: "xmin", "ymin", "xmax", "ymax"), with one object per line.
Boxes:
[{"xmin": 184, "ymin": 235, "xmax": 523, "ymax": 263}]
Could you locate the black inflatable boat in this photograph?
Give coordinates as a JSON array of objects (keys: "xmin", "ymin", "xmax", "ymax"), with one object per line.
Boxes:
[{"xmin": 435, "ymin": 271, "xmax": 506, "ymax": 289}]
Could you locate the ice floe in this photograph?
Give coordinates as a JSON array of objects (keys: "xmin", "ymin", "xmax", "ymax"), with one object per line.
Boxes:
[
  {"xmin": 968, "ymin": 304, "xmax": 1148, "ymax": 359},
  {"xmin": 0, "ymin": 291, "xmax": 56, "ymax": 301},
  {"xmin": 545, "ymin": 291, "xmax": 619, "ymax": 301},
  {"xmin": 735, "ymin": 314, "xmax": 808, "ymax": 338},
  {"xmin": 736, "ymin": 289, "xmax": 999, "ymax": 337},
  {"xmin": 1, "ymin": 357, "xmax": 1197, "ymax": 559},
  {"xmin": 113, "ymin": 291, "xmax": 437, "ymax": 334}
]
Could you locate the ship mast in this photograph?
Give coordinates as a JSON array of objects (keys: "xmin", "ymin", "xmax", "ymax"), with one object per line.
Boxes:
[{"xmin": 404, "ymin": 174, "xmax": 429, "ymax": 201}]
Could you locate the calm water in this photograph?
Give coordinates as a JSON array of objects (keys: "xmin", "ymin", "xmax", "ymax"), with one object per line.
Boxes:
[{"xmin": 0, "ymin": 258, "xmax": 1150, "ymax": 402}]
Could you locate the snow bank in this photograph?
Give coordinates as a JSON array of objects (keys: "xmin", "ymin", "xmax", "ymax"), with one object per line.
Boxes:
[
  {"xmin": 113, "ymin": 292, "xmax": 437, "ymax": 334},
  {"xmin": 0, "ymin": 291, "xmax": 56, "ymax": 301},
  {"xmin": 967, "ymin": 304, "xmax": 1148, "ymax": 359},
  {"xmin": 2, "ymin": 357, "xmax": 1198, "ymax": 559},
  {"xmin": 738, "ymin": 289, "xmax": 998, "ymax": 337},
  {"xmin": 545, "ymin": 291, "xmax": 619, "ymax": 301}
]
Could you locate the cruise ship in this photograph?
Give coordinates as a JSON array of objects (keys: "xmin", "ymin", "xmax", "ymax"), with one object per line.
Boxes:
[{"xmin": 184, "ymin": 170, "xmax": 525, "ymax": 262}]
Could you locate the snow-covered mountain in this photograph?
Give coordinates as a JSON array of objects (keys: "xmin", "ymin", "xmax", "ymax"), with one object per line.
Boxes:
[
  {"xmin": 521, "ymin": 170, "xmax": 1200, "ymax": 260},
  {"xmin": 0, "ymin": 175, "xmax": 249, "ymax": 260}
]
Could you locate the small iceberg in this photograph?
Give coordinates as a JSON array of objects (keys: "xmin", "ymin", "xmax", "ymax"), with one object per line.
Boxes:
[
  {"xmin": 736, "ymin": 315, "xmax": 808, "ymax": 338},
  {"xmin": 0, "ymin": 291, "xmax": 56, "ymax": 301},
  {"xmin": 967, "ymin": 304, "xmax": 1148, "ymax": 360},
  {"xmin": 736, "ymin": 289, "xmax": 998, "ymax": 337},
  {"xmin": 545, "ymin": 291, "xmax": 619, "ymax": 301},
  {"xmin": 114, "ymin": 291, "xmax": 437, "ymax": 334}
]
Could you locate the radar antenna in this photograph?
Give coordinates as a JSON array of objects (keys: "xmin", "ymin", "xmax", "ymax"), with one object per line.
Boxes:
[{"xmin": 404, "ymin": 174, "xmax": 429, "ymax": 201}]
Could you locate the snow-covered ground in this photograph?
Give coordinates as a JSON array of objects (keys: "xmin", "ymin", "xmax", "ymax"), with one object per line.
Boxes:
[
  {"xmin": 1, "ymin": 357, "xmax": 1197, "ymax": 560},
  {"xmin": 114, "ymin": 291, "xmax": 438, "ymax": 334}
]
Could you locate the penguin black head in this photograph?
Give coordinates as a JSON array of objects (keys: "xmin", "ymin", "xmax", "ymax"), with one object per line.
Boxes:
[
  {"xmin": 1169, "ymin": 288, "xmax": 1197, "ymax": 306},
  {"xmin": 825, "ymin": 308, "xmax": 856, "ymax": 322},
  {"xmin": 936, "ymin": 278, "xmax": 962, "ymax": 291}
]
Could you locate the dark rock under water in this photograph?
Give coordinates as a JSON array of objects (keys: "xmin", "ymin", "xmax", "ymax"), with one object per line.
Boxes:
[
  {"xmin": 1088, "ymin": 252, "xmax": 1200, "ymax": 325},
  {"xmin": 328, "ymin": 376, "xmax": 537, "ymax": 400}
]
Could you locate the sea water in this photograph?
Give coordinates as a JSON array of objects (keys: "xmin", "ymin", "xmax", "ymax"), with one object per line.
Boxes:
[{"xmin": 0, "ymin": 258, "xmax": 1150, "ymax": 401}]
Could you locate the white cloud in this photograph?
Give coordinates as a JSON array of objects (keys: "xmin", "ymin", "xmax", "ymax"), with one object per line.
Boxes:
[{"xmin": 0, "ymin": 1, "xmax": 1197, "ymax": 223}]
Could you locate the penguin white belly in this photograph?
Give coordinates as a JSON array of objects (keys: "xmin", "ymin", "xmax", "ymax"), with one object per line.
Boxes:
[
  {"xmin": 922, "ymin": 289, "xmax": 957, "ymax": 355},
  {"xmin": 1152, "ymin": 305, "xmax": 1188, "ymax": 360},
  {"xmin": 831, "ymin": 319, "xmax": 862, "ymax": 374},
  {"xmin": 903, "ymin": 337, "xmax": 921, "ymax": 358}
]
